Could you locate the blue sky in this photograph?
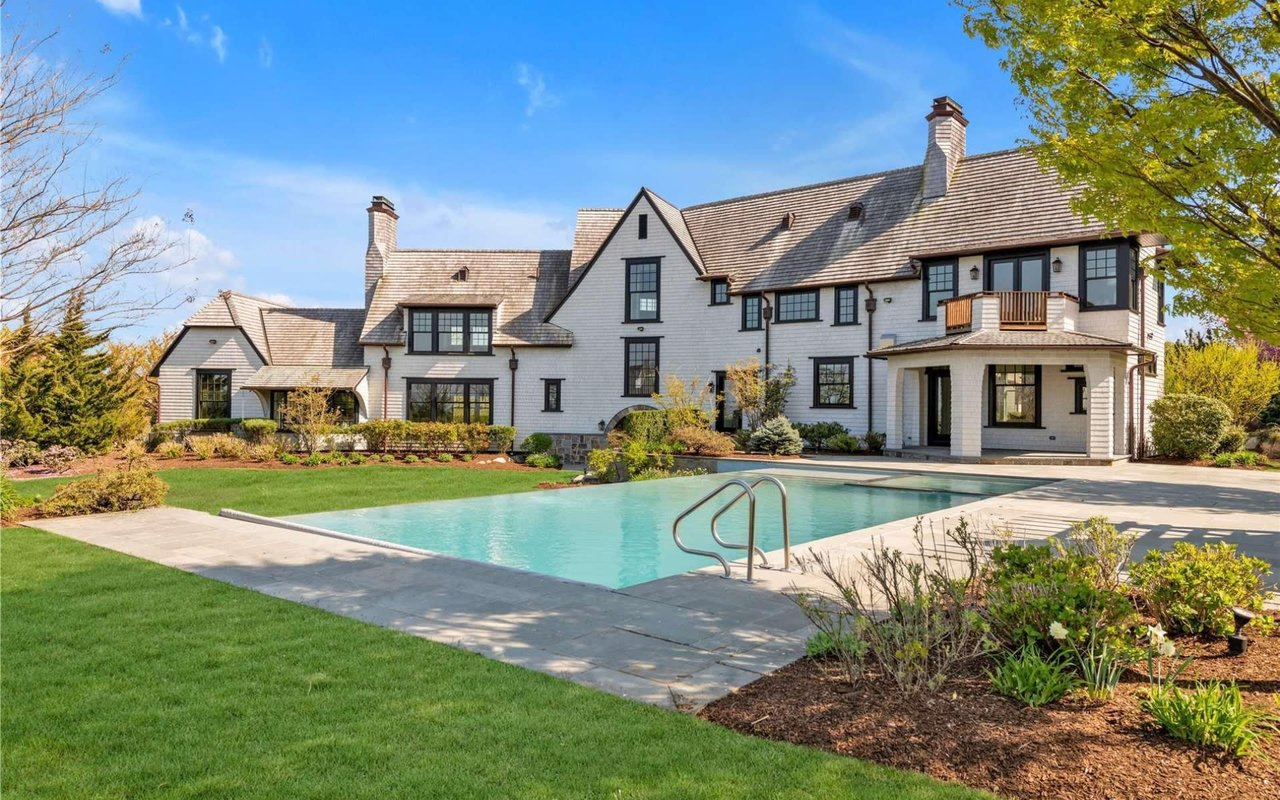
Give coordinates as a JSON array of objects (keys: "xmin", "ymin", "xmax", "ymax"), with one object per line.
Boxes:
[{"xmin": 19, "ymin": 0, "xmax": 1195, "ymax": 339}]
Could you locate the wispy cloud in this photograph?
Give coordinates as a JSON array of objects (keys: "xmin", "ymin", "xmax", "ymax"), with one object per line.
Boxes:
[
  {"xmin": 158, "ymin": 5, "xmax": 228, "ymax": 62},
  {"xmin": 210, "ymin": 25, "xmax": 227, "ymax": 63},
  {"xmin": 514, "ymin": 63, "xmax": 558, "ymax": 118},
  {"xmin": 258, "ymin": 37, "xmax": 273, "ymax": 69},
  {"xmin": 96, "ymin": 0, "xmax": 143, "ymax": 17}
]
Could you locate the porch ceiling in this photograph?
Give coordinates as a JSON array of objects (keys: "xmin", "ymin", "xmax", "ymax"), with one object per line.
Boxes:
[{"xmin": 869, "ymin": 329, "xmax": 1142, "ymax": 358}]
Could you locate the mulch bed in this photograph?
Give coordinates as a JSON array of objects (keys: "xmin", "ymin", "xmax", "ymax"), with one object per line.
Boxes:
[{"xmin": 702, "ymin": 626, "xmax": 1280, "ymax": 800}]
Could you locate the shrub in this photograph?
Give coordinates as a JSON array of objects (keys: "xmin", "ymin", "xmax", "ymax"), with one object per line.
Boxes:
[
  {"xmin": 39, "ymin": 445, "xmax": 81, "ymax": 474},
  {"xmin": 435, "ymin": 452, "xmax": 453, "ymax": 463},
  {"xmin": 240, "ymin": 419, "xmax": 279, "ymax": 444},
  {"xmin": 403, "ymin": 454, "xmax": 420, "ymax": 464},
  {"xmin": 989, "ymin": 647, "xmax": 1079, "ymax": 707},
  {"xmin": 747, "ymin": 416, "xmax": 803, "ymax": 456},
  {"xmin": 119, "ymin": 440, "xmax": 149, "ymax": 468},
  {"xmin": 279, "ymin": 453, "xmax": 301, "ymax": 465},
  {"xmin": 1166, "ymin": 339, "xmax": 1280, "ymax": 427},
  {"xmin": 521, "ymin": 432, "xmax": 554, "ymax": 454},
  {"xmin": 1130, "ymin": 542, "xmax": 1274, "ymax": 636},
  {"xmin": 1144, "ymin": 681, "xmax": 1277, "ymax": 757},
  {"xmin": 1213, "ymin": 450, "xmax": 1264, "ymax": 467},
  {"xmin": 303, "ymin": 453, "xmax": 326, "ymax": 467},
  {"xmin": 794, "ymin": 421, "xmax": 848, "ymax": 451},
  {"xmin": 863, "ymin": 431, "xmax": 887, "ymax": 453},
  {"xmin": 488, "ymin": 425, "xmax": 516, "ymax": 454},
  {"xmin": 1150, "ymin": 393, "xmax": 1232, "ymax": 459},
  {"xmin": 827, "ymin": 432, "xmax": 862, "ymax": 453},
  {"xmin": 1218, "ymin": 424, "xmax": 1247, "ymax": 453},
  {"xmin": 622, "ymin": 411, "xmax": 669, "ymax": 450},
  {"xmin": 630, "ymin": 467, "xmax": 706, "ymax": 481},
  {"xmin": 246, "ymin": 443, "xmax": 278, "ymax": 462},
  {"xmin": 524, "ymin": 452, "xmax": 562, "ymax": 469},
  {"xmin": 1053, "ymin": 516, "xmax": 1138, "ymax": 592},
  {"xmin": 189, "ymin": 437, "xmax": 216, "ymax": 460},
  {"xmin": 2, "ymin": 439, "xmax": 41, "ymax": 468},
  {"xmin": 460, "ymin": 453, "xmax": 472, "ymax": 463},
  {"xmin": 281, "ymin": 381, "xmax": 342, "ymax": 454},
  {"xmin": 354, "ymin": 419, "xmax": 412, "ymax": 452},
  {"xmin": 586, "ymin": 449, "xmax": 619, "ymax": 482},
  {"xmin": 380, "ymin": 453, "xmax": 395, "ymax": 463},
  {"xmin": 1, "ymin": 476, "xmax": 31, "ymax": 522},
  {"xmin": 347, "ymin": 452, "xmax": 367, "ymax": 465},
  {"xmin": 155, "ymin": 441, "xmax": 185, "ymax": 459},
  {"xmin": 668, "ymin": 425, "xmax": 736, "ymax": 456},
  {"xmin": 38, "ymin": 468, "xmax": 167, "ymax": 517},
  {"xmin": 209, "ymin": 434, "xmax": 247, "ymax": 459},
  {"xmin": 805, "ymin": 630, "xmax": 864, "ymax": 660}
]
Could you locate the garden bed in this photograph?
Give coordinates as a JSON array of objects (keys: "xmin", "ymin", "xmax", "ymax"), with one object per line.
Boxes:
[{"xmin": 703, "ymin": 625, "xmax": 1280, "ymax": 800}]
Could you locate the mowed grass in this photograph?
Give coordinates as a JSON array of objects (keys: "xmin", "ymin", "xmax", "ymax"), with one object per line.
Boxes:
[
  {"xmin": 1, "ymin": 527, "xmax": 987, "ymax": 800},
  {"xmin": 11, "ymin": 464, "xmax": 580, "ymax": 516}
]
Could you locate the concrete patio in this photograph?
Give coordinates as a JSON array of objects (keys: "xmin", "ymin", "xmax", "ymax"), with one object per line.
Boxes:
[{"xmin": 28, "ymin": 456, "xmax": 1280, "ymax": 710}]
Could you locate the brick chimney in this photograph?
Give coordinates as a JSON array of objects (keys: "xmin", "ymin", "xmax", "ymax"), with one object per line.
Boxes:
[
  {"xmin": 365, "ymin": 195, "xmax": 398, "ymax": 302},
  {"xmin": 922, "ymin": 97, "xmax": 968, "ymax": 200}
]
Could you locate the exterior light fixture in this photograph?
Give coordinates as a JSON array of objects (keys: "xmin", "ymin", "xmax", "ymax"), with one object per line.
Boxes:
[
  {"xmin": 1228, "ymin": 607, "xmax": 1255, "ymax": 655},
  {"xmin": 1052, "ymin": 256, "xmax": 1064, "ymax": 273},
  {"xmin": 597, "ymin": 420, "xmax": 606, "ymax": 432},
  {"xmin": 762, "ymin": 302, "xmax": 773, "ymax": 323},
  {"xmin": 969, "ymin": 265, "xmax": 980, "ymax": 281}
]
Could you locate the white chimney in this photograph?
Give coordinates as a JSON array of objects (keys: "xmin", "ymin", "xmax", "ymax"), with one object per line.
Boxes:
[
  {"xmin": 365, "ymin": 195, "xmax": 398, "ymax": 302},
  {"xmin": 922, "ymin": 97, "xmax": 968, "ymax": 200}
]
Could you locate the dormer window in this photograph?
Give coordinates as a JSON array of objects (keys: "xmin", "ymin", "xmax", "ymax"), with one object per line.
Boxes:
[
  {"xmin": 452, "ymin": 266, "xmax": 469, "ymax": 282},
  {"xmin": 781, "ymin": 212, "xmax": 796, "ymax": 230},
  {"xmin": 407, "ymin": 307, "xmax": 492, "ymax": 355},
  {"xmin": 848, "ymin": 202, "xmax": 864, "ymax": 221}
]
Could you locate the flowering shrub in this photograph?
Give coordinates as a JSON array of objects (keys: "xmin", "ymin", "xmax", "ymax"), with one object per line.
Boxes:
[
  {"xmin": 2, "ymin": 439, "xmax": 41, "ymax": 468},
  {"xmin": 39, "ymin": 445, "xmax": 81, "ymax": 474}
]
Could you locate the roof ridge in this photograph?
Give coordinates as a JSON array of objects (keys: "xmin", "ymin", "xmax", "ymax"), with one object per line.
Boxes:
[
  {"xmin": 577, "ymin": 207, "xmax": 625, "ymax": 212},
  {"xmin": 393, "ymin": 248, "xmax": 572, "ymax": 254},
  {"xmin": 264, "ymin": 306, "xmax": 365, "ymax": 312},
  {"xmin": 219, "ymin": 289, "xmax": 289, "ymax": 307}
]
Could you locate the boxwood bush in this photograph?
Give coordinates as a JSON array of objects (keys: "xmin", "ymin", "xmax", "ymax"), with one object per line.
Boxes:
[{"xmin": 1150, "ymin": 393, "xmax": 1231, "ymax": 459}]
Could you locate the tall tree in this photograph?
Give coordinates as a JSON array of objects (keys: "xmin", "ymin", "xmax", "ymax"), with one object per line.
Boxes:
[
  {"xmin": 956, "ymin": 0, "xmax": 1280, "ymax": 342},
  {"xmin": 0, "ymin": 312, "xmax": 49, "ymax": 442}
]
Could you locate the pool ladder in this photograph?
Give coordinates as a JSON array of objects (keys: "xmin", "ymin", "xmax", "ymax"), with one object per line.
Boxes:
[{"xmin": 671, "ymin": 475, "xmax": 790, "ymax": 582}]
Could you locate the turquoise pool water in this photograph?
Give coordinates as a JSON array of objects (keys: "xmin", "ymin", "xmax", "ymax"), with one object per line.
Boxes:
[{"xmin": 285, "ymin": 469, "xmax": 1047, "ymax": 589}]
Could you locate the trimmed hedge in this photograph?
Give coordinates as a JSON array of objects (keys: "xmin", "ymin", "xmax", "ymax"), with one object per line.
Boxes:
[
  {"xmin": 351, "ymin": 421, "xmax": 516, "ymax": 454},
  {"xmin": 1150, "ymin": 393, "xmax": 1231, "ymax": 459}
]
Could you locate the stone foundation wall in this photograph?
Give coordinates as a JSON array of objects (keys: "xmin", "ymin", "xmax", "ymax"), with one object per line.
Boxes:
[{"xmin": 549, "ymin": 433, "xmax": 607, "ymax": 467}]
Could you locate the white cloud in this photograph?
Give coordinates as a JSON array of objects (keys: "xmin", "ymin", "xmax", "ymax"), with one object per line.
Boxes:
[
  {"xmin": 515, "ymin": 63, "xmax": 559, "ymax": 118},
  {"xmin": 210, "ymin": 26, "xmax": 227, "ymax": 63},
  {"xmin": 134, "ymin": 215, "xmax": 239, "ymax": 293},
  {"xmin": 258, "ymin": 37, "xmax": 273, "ymax": 68},
  {"xmin": 96, "ymin": 0, "xmax": 143, "ymax": 17}
]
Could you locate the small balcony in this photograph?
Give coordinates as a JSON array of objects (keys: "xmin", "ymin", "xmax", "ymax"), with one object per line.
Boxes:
[{"xmin": 940, "ymin": 291, "xmax": 1079, "ymax": 334}]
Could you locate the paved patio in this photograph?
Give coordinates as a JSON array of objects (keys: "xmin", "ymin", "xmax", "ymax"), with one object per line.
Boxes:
[{"xmin": 27, "ymin": 457, "xmax": 1280, "ymax": 710}]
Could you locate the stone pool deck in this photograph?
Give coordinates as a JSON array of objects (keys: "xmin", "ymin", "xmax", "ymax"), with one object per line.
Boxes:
[{"xmin": 27, "ymin": 457, "xmax": 1280, "ymax": 709}]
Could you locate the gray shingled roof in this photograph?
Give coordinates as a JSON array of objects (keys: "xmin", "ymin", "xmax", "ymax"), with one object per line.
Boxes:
[
  {"xmin": 570, "ymin": 208, "xmax": 623, "ymax": 285},
  {"xmin": 183, "ymin": 291, "xmax": 284, "ymax": 358},
  {"xmin": 261, "ymin": 308, "xmax": 365, "ymax": 366},
  {"xmin": 242, "ymin": 365, "xmax": 368, "ymax": 390},
  {"xmin": 681, "ymin": 148, "xmax": 1119, "ymax": 293},
  {"xmin": 870, "ymin": 328, "xmax": 1141, "ymax": 357},
  {"xmin": 361, "ymin": 249, "xmax": 574, "ymax": 346},
  {"xmin": 646, "ymin": 188, "xmax": 705, "ymax": 274}
]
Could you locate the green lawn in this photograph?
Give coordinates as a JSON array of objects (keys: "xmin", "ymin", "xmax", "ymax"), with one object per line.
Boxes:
[
  {"xmin": 12, "ymin": 464, "xmax": 580, "ymax": 516},
  {"xmin": 1, "ymin": 527, "xmax": 986, "ymax": 799}
]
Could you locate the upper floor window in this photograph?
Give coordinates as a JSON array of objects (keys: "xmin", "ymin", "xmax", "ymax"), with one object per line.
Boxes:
[
  {"xmin": 710, "ymin": 278, "xmax": 730, "ymax": 306},
  {"xmin": 813, "ymin": 357, "xmax": 855, "ymax": 408},
  {"xmin": 742, "ymin": 294, "xmax": 763, "ymax": 331},
  {"xmin": 623, "ymin": 337, "xmax": 659, "ymax": 397},
  {"xmin": 986, "ymin": 252, "xmax": 1047, "ymax": 292},
  {"xmin": 195, "ymin": 370, "xmax": 231, "ymax": 418},
  {"xmin": 1079, "ymin": 241, "xmax": 1138, "ymax": 311},
  {"xmin": 638, "ymin": 213, "xmax": 648, "ymax": 239},
  {"xmin": 406, "ymin": 378, "xmax": 493, "ymax": 424},
  {"xmin": 408, "ymin": 308, "xmax": 492, "ymax": 355},
  {"xmin": 834, "ymin": 284, "xmax": 858, "ymax": 326},
  {"xmin": 776, "ymin": 289, "xmax": 819, "ymax": 323},
  {"xmin": 625, "ymin": 259, "xmax": 660, "ymax": 322},
  {"xmin": 921, "ymin": 261, "xmax": 957, "ymax": 320}
]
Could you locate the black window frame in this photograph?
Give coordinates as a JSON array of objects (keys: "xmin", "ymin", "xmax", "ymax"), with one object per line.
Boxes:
[
  {"xmin": 404, "ymin": 378, "xmax": 495, "ymax": 424},
  {"xmin": 194, "ymin": 369, "xmax": 232, "ymax": 419},
  {"xmin": 833, "ymin": 284, "xmax": 859, "ymax": 326},
  {"xmin": 741, "ymin": 294, "xmax": 763, "ymax": 331},
  {"xmin": 542, "ymin": 378, "xmax": 563, "ymax": 412},
  {"xmin": 987, "ymin": 364, "xmax": 1042, "ymax": 428},
  {"xmin": 1078, "ymin": 240, "xmax": 1138, "ymax": 311},
  {"xmin": 623, "ymin": 337, "xmax": 660, "ymax": 398},
  {"xmin": 812, "ymin": 356, "xmax": 856, "ymax": 409},
  {"xmin": 406, "ymin": 307, "xmax": 494, "ymax": 355},
  {"xmin": 1069, "ymin": 376, "xmax": 1087, "ymax": 415},
  {"xmin": 921, "ymin": 260, "xmax": 958, "ymax": 321},
  {"xmin": 638, "ymin": 213, "xmax": 648, "ymax": 240},
  {"xmin": 984, "ymin": 250, "xmax": 1050, "ymax": 293},
  {"xmin": 269, "ymin": 388, "xmax": 359, "ymax": 426},
  {"xmin": 624, "ymin": 257, "xmax": 661, "ymax": 323},
  {"xmin": 774, "ymin": 289, "xmax": 820, "ymax": 323},
  {"xmin": 709, "ymin": 278, "xmax": 731, "ymax": 306}
]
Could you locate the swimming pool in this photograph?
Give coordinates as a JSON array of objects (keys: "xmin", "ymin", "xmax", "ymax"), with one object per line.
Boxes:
[{"xmin": 285, "ymin": 468, "xmax": 1047, "ymax": 589}]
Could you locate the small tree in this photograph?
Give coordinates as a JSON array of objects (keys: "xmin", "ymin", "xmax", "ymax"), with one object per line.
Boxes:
[
  {"xmin": 281, "ymin": 380, "xmax": 342, "ymax": 454},
  {"xmin": 652, "ymin": 373, "xmax": 716, "ymax": 429},
  {"xmin": 724, "ymin": 358, "xmax": 797, "ymax": 430},
  {"xmin": 1166, "ymin": 338, "xmax": 1280, "ymax": 427}
]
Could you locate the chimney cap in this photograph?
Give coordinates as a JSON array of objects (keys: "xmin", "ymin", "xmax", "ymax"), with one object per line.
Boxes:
[
  {"xmin": 926, "ymin": 96, "xmax": 968, "ymax": 126},
  {"xmin": 368, "ymin": 195, "xmax": 399, "ymax": 218}
]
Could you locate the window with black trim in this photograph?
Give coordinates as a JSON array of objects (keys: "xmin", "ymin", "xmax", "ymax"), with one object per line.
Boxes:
[
  {"xmin": 986, "ymin": 252, "xmax": 1047, "ymax": 292},
  {"xmin": 625, "ymin": 259, "xmax": 660, "ymax": 322},
  {"xmin": 834, "ymin": 284, "xmax": 858, "ymax": 325},
  {"xmin": 543, "ymin": 378, "xmax": 563, "ymax": 412},
  {"xmin": 742, "ymin": 294, "xmax": 763, "ymax": 331},
  {"xmin": 271, "ymin": 389, "xmax": 357, "ymax": 425},
  {"xmin": 813, "ymin": 357, "xmax": 855, "ymax": 408},
  {"xmin": 710, "ymin": 279, "xmax": 730, "ymax": 306},
  {"xmin": 776, "ymin": 289, "xmax": 818, "ymax": 322},
  {"xmin": 638, "ymin": 213, "xmax": 648, "ymax": 239},
  {"xmin": 1079, "ymin": 241, "xmax": 1140, "ymax": 310},
  {"xmin": 623, "ymin": 337, "xmax": 659, "ymax": 397},
  {"xmin": 406, "ymin": 379, "xmax": 493, "ymax": 423},
  {"xmin": 195, "ymin": 370, "xmax": 232, "ymax": 418},
  {"xmin": 1156, "ymin": 278, "xmax": 1166, "ymax": 324},
  {"xmin": 921, "ymin": 261, "xmax": 957, "ymax": 320},
  {"xmin": 407, "ymin": 308, "xmax": 493, "ymax": 354},
  {"xmin": 1070, "ymin": 377, "xmax": 1087, "ymax": 415},
  {"xmin": 988, "ymin": 365, "xmax": 1041, "ymax": 427}
]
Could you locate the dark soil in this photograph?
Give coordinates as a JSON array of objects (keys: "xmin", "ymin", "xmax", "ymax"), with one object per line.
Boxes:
[{"xmin": 702, "ymin": 626, "xmax": 1280, "ymax": 800}]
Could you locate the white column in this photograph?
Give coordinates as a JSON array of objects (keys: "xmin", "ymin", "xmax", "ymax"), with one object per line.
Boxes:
[
  {"xmin": 884, "ymin": 360, "xmax": 904, "ymax": 450},
  {"xmin": 950, "ymin": 359, "xmax": 984, "ymax": 459},
  {"xmin": 1085, "ymin": 358, "xmax": 1116, "ymax": 459}
]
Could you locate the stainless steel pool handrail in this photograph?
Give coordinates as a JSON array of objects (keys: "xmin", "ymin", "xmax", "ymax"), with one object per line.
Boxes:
[
  {"xmin": 672, "ymin": 478, "xmax": 757, "ymax": 578},
  {"xmin": 709, "ymin": 475, "xmax": 791, "ymax": 573}
]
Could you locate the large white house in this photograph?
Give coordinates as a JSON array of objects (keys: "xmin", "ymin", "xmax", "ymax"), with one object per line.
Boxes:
[{"xmin": 152, "ymin": 97, "xmax": 1167, "ymax": 463}]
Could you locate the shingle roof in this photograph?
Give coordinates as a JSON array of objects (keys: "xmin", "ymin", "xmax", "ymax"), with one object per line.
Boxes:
[
  {"xmin": 682, "ymin": 148, "xmax": 1118, "ymax": 293},
  {"xmin": 361, "ymin": 249, "xmax": 574, "ymax": 346},
  {"xmin": 870, "ymin": 328, "xmax": 1141, "ymax": 357},
  {"xmin": 646, "ymin": 188, "xmax": 705, "ymax": 274},
  {"xmin": 260, "ymin": 308, "xmax": 365, "ymax": 366},
  {"xmin": 569, "ymin": 208, "xmax": 623, "ymax": 285},
  {"xmin": 182, "ymin": 291, "xmax": 284, "ymax": 360},
  {"xmin": 242, "ymin": 365, "xmax": 368, "ymax": 390}
]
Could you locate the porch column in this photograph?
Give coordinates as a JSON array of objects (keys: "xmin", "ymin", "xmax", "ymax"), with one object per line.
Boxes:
[
  {"xmin": 884, "ymin": 360, "xmax": 904, "ymax": 450},
  {"xmin": 950, "ymin": 359, "xmax": 984, "ymax": 460},
  {"xmin": 1085, "ymin": 359, "xmax": 1115, "ymax": 459}
]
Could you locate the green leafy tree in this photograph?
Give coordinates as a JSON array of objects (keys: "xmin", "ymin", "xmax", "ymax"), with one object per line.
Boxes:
[
  {"xmin": 956, "ymin": 0, "xmax": 1280, "ymax": 342},
  {"xmin": 1166, "ymin": 337, "xmax": 1280, "ymax": 426},
  {"xmin": 281, "ymin": 380, "xmax": 342, "ymax": 454},
  {"xmin": 0, "ymin": 314, "xmax": 50, "ymax": 443}
]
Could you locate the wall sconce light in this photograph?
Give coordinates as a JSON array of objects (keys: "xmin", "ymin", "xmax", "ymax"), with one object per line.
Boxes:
[
  {"xmin": 208, "ymin": 339, "xmax": 217, "ymax": 345},
  {"xmin": 761, "ymin": 302, "xmax": 773, "ymax": 323},
  {"xmin": 1052, "ymin": 256, "xmax": 1064, "ymax": 273},
  {"xmin": 908, "ymin": 259, "xmax": 922, "ymax": 277},
  {"xmin": 597, "ymin": 419, "xmax": 606, "ymax": 432},
  {"xmin": 969, "ymin": 265, "xmax": 980, "ymax": 281}
]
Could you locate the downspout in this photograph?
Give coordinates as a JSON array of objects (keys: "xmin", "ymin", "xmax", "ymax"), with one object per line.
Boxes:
[
  {"xmin": 380, "ymin": 346, "xmax": 391, "ymax": 419},
  {"xmin": 1127, "ymin": 352, "xmax": 1156, "ymax": 457},
  {"xmin": 508, "ymin": 347, "xmax": 518, "ymax": 428},
  {"xmin": 864, "ymin": 284, "xmax": 877, "ymax": 436},
  {"xmin": 1138, "ymin": 269, "xmax": 1147, "ymax": 457}
]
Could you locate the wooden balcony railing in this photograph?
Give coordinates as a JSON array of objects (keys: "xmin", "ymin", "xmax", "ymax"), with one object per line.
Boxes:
[
  {"xmin": 997, "ymin": 291, "xmax": 1048, "ymax": 330},
  {"xmin": 943, "ymin": 296, "xmax": 972, "ymax": 332}
]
